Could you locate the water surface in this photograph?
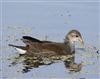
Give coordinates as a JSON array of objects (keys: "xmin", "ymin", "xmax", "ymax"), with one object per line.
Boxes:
[{"xmin": 1, "ymin": 0, "xmax": 100, "ymax": 79}]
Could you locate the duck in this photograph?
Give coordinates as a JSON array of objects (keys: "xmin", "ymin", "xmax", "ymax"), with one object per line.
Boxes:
[{"xmin": 9, "ymin": 29, "xmax": 84, "ymax": 70}]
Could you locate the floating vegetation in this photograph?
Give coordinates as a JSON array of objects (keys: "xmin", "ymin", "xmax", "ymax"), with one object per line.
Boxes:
[
  {"xmin": 22, "ymin": 54, "xmax": 75, "ymax": 73},
  {"xmin": 8, "ymin": 53, "xmax": 75, "ymax": 73}
]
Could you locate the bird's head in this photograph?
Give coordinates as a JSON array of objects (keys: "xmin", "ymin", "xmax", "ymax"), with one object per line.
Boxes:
[{"xmin": 65, "ymin": 29, "xmax": 84, "ymax": 46}]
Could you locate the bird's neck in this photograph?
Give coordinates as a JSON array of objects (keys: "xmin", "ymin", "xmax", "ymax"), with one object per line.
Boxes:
[{"xmin": 64, "ymin": 37, "xmax": 75, "ymax": 53}]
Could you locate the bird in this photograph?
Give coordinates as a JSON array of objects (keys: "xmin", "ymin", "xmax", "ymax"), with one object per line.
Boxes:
[{"xmin": 9, "ymin": 29, "xmax": 84, "ymax": 71}]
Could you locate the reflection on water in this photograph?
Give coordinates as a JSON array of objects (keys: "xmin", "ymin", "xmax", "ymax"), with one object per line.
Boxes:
[{"xmin": 9, "ymin": 53, "xmax": 75, "ymax": 73}]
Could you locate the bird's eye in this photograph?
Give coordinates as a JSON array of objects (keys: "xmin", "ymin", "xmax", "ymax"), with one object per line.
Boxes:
[{"xmin": 76, "ymin": 35, "xmax": 78, "ymax": 37}]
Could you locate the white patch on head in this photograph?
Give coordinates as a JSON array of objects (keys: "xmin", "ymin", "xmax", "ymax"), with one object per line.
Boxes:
[{"xmin": 15, "ymin": 48, "xmax": 26, "ymax": 54}]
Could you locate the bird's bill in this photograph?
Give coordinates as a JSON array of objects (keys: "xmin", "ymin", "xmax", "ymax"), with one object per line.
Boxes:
[{"xmin": 79, "ymin": 37, "xmax": 84, "ymax": 46}]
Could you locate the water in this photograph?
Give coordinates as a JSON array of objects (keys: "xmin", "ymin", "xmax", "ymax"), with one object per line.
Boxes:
[{"xmin": 0, "ymin": 0, "xmax": 100, "ymax": 79}]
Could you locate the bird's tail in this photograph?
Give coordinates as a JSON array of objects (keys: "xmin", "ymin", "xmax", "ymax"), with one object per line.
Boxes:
[
  {"xmin": 8, "ymin": 44, "xmax": 27, "ymax": 54},
  {"xmin": 9, "ymin": 44, "xmax": 17, "ymax": 47},
  {"xmin": 8, "ymin": 44, "xmax": 21, "ymax": 48}
]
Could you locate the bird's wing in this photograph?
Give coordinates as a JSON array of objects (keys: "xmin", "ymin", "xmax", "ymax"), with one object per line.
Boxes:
[
  {"xmin": 22, "ymin": 36, "xmax": 53, "ymax": 45},
  {"xmin": 22, "ymin": 36, "xmax": 43, "ymax": 43},
  {"xmin": 29, "ymin": 43, "xmax": 70, "ymax": 56}
]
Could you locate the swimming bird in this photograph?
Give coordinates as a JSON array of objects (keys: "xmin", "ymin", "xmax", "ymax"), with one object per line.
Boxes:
[{"xmin": 9, "ymin": 29, "xmax": 84, "ymax": 70}]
